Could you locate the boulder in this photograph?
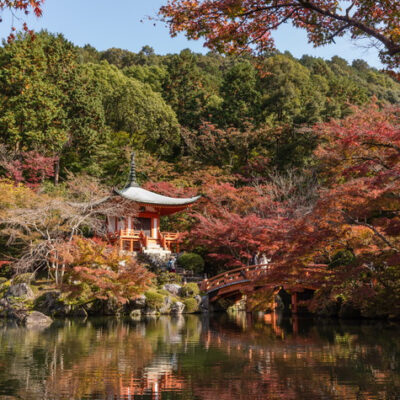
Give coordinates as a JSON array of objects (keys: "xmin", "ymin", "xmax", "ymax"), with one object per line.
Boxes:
[
  {"xmin": 143, "ymin": 309, "xmax": 158, "ymax": 316},
  {"xmin": 160, "ymin": 296, "xmax": 173, "ymax": 314},
  {"xmin": 0, "ymin": 297, "xmax": 27, "ymax": 321},
  {"xmin": 130, "ymin": 309, "xmax": 142, "ymax": 319},
  {"xmin": 194, "ymin": 295, "xmax": 202, "ymax": 304},
  {"xmin": 24, "ymin": 311, "xmax": 52, "ymax": 328},
  {"xmin": 199, "ymin": 295, "xmax": 209, "ymax": 313},
  {"xmin": 103, "ymin": 297, "xmax": 122, "ymax": 315},
  {"xmin": 71, "ymin": 306, "xmax": 88, "ymax": 318},
  {"xmin": 130, "ymin": 294, "xmax": 146, "ymax": 310},
  {"xmin": 35, "ymin": 291, "xmax": 71, "ymax": 317},
  {"xmin": 171, "ymin": 301, "xmax": 185, "ymax": 314},
  {"xmin": 163, "ymin": 284, "xmax": 181, "ymax": 296},
  {"xmin": 6, "ymin": 283, "xmax": 34, "ymax": 300}
]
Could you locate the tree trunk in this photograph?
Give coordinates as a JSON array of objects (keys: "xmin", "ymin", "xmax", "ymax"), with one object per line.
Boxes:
[{"xmin": 54, "ymin": 158, "xmax": 60, "ymax": 185}]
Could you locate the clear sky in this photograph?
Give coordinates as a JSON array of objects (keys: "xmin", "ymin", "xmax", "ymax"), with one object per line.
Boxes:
[{"xmin": 0, "ymin": 0, "xmax": 383, "ymax": 68}]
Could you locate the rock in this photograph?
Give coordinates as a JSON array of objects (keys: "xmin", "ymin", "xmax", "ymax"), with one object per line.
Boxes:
[
  {"xmin": 6, "ymin": 283, "xmax": 34, "ymax": 300},
  {"xmin": 171, "ymin": 301, "xmax": 185, "ymax": 314},
  {"xmin": 160, "ymin": 296, "xmax": 173, "ymax": 314},
  {"xmin": 130, "ymin": 309, "xmax": 142, "ymax": 318},
  {"xmin": 199, "ymin": 295, "xmax": 209, "ymax": 313},
  {"xmin": 0, "ymin": 297, "xmax": 27, "ymax": 321},
  {"xmin": 24, "ymin": 311, "xmax": 52, "ymax": 328},
  {"xmin": 163, "ymin": 284, "xmax": 181, "ymax": 296},
  {"xmin": 194, "ymin": 295, "xmax": 202, "ymax": 304},
  {"xmin": 103, "ymin": 297, "xmax": 122, "ymax": 315},
  {"xmin": 71, "ymin": 307, "xmax": 88, "ymax": 318},
  {"xmin": 130, "ymin": 294, "xmax": 146, "ymax": 310},
  {"xmin": 143, "ymin": 309, "xmax": 158, "ymax": 316},
  {"xmin": 35, "ymin": 291, "xmax": 71, "ymax": 317}
]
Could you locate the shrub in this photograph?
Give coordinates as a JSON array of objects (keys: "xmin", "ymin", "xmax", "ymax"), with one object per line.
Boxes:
[
  {"xmin": 0, "ymin": 263, "xmax": 13, "ymax": 279},
  {"xmin": 156, "ymin": 271, "xmax": 182, "ymax": 286},
  {"xmin": 177, "ymin": 253, "xmax": 205, "ymax": 275},
  {"xmin": 145, "ymin": 290, "xmax": 165, "ymax": 310},
  {"xmin": 0, "ymin": 279, "xmax": 11, "ymax": 296},
  {"xmin": 183, "ymin": 297, "xmax": 199, "ymax": 313},
  {"xmin": 12, "ymin": 273, "xmax": 34, "ymax": 284},
  {"xmin": 180, "ymin": 282, "xmax": 200, "ymax": 297}
]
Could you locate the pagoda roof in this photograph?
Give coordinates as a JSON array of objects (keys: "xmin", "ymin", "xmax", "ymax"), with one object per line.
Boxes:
[
  {"xmin": 113, "ymin": 152, "xmax": 201, "ymax": 210},
  {"xmin": 114, "ymin": 186, "xmax": 201, "ymax": 207}
]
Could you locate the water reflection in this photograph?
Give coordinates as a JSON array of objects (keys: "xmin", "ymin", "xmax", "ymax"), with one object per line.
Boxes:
[{"xmin": 0, "ymin": 313, "xmax": 399, "ymax": 399}]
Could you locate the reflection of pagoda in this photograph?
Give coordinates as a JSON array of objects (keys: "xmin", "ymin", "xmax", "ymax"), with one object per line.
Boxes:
[
  {"xmin": 106, "ymin": 153, "xmax": 200, "ymax": 257},
  {"xmin": 119, "ymin": 357, "xmax": 186, "ymax": 399}
]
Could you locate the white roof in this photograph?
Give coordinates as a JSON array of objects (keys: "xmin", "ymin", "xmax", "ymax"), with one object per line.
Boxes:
[{"xmin": 115, "ymin": 186, "xmax": 201, "ymax": 206}]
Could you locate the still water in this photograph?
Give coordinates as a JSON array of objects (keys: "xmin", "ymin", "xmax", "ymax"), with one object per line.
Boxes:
[{"xmin": 0, "ymin": 313, "xmax": 399, "ymax": 400}]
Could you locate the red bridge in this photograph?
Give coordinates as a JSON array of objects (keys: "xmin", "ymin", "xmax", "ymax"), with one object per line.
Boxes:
[{"xmin": 199, "ymin": 263, "xmax": 330, "ymax": 312}]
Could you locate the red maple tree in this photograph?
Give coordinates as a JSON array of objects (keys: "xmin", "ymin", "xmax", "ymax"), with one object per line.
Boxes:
[{"xmin": 159, "ymin": 0, "xmax": 400, "ymax": 69}]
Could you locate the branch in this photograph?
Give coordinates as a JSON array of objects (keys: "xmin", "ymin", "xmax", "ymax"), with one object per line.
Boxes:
[
  {"xmin": 342, "ymin": 211, "xmax": 400, "ymax": 252},
  {"xmin": 297, "ymin": 0, "xmax": 400, "ymax": 56}
]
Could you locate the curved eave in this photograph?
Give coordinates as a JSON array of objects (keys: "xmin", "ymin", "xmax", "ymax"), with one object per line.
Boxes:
[{"xmin": 113, "ymin": 187, "xmax": 201, "ymax": 208}]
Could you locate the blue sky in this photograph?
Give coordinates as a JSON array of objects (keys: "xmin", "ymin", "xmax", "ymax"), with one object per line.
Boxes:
[{"xmin": 0, "ymin": 0, "xmax": 382, "ymax": 68}]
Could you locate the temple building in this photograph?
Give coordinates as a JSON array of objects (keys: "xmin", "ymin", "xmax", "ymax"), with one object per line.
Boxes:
[{"xmin": 106, "ymin": 154, "xmax": 200, "ymax": 258}]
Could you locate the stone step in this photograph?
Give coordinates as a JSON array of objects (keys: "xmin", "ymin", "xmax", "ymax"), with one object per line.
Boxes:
[{"xmin": 143, "ymin": 248, "xmax": 171, "ymax": 257}]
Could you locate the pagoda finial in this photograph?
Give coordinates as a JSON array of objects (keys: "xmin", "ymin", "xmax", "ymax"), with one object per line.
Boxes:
[{"xmin": 126, "ymin": 152, "xmax": 139, "ymax": 188}]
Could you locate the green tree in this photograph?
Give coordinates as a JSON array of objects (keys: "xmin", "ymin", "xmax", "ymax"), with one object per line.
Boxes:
[
  {"xmin": 258, "ymin": 55, "xmax": 323, "ymax": 125},
  {"xmin": 0, "ymin": 32, "xmax": 106, "ymax": 180},
  {"xmin": 219, "ymin": 61, "xmax": 260, "ymax": 128},
  {"xmin": 162, "ymin": 49, "xmax": 210, "ymax": 128},
  {"xmin": 83, "ymin": 61, "xmax": 180, "ymax": 157}
]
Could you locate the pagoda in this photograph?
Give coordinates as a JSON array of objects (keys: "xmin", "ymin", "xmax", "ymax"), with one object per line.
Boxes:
[{"xmin": 106, "ymin": 153, "xmax": 200, "ymax": 257}]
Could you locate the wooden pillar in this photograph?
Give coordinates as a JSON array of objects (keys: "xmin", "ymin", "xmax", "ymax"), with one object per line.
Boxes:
[
  {"xmin": 292, "ymin": 315, "xmax": 299, "ymax": 336},
  {"xmin": 291, "ymin": 292, "xmax": 298, "ymax": 314},
  {"xmin": 152, "ymin": 216, "xmax": 158, "ymax": 238}
]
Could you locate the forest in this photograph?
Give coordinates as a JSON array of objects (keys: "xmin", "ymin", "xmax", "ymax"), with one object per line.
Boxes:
[{"xmin": 1, "ymin": 28, "xmax": 400, "ymax": 319}]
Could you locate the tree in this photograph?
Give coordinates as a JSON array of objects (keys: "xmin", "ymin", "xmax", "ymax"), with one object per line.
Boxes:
[
  {"xmin": 83, "ymin": 61, "xmax": 180, "ymax": 157},
  {"xmin": 0, "ymin": 32, "xmax": 106, "ymax": 180},
  {"xmin": 0, "ymin": 176, "xmax": 127, "ymax": 277},
  {"xmin": 258, "ymin": 54, "xmax": 323, "ymax": 124},
  {"xmin": 181, "ymin": 122, "xmax": 269, "ymax": 169},
  {"xmin": 162, "ymin": 49, "xmax": 211, "ymax": 128},
  {"xmin": 57, "ymin": 237, "xmax": 153, "ymax": 305},
  {"xmin": 0, "ymin": 0, "xmax": 43, "ymax": 40},
  {"xmin": 272, "ymin": 103, "xmax": 400, "ymax": 317},
  {"xmin": 0, "ymin": 146, "xmax": 56, "ymax": 188},
  {"xmin": 160, "ymin": 0, "xmax": 400, "ymax": 70},
  {"xmin": 219, "ymin": 60, "xmax": 260, "ymax": 127}
]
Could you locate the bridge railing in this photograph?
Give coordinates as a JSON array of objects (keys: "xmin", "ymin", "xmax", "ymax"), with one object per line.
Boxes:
[
  {"xmin": 199, "ymin": 263, "xmax": 330, "ymax": 293},
  {"xmin": 200, "ymin": 264, "xmax": 272, "ymax": 292}
]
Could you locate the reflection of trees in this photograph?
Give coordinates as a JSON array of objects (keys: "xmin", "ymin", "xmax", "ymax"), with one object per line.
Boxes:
[
  {"xmin": 45, "ymin": 321, "xmax": 155, "ymax": 399},
  {"xmin": 190, "ymin": 313, "xmax": 400, "ymax": 400},
  {"xmin": 0, "ymin": 315, "xmax": 399, "ymax": 399},
  {"xmin": 0, "ymin": 317, "xmax": 202, "ymax": 400}
]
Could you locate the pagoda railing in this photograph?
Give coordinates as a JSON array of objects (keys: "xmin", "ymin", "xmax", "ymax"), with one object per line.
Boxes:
[{"xmin": 117, "ymin": 229, "xmax": 180, "ymax": 252}]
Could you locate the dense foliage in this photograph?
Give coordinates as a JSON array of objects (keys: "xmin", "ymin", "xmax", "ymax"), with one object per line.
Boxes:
[
  {"xmin": 160, "ymin": 0, "xmax": 400, "ymax": 70},
  {"xmin": 1, "ymin": 30, "xmax": 400, "ymax": 317}
]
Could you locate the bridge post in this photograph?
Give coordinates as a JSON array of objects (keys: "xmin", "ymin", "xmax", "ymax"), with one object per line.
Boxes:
[{"xmin": 291, "ymin": 292, "xmax": 298, "ymax": 314}]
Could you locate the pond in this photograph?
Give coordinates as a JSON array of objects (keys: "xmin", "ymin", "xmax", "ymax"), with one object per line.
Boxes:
[{"xmin": 0, "ymin": 313, "xmax": 399, "ymax": 399}]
